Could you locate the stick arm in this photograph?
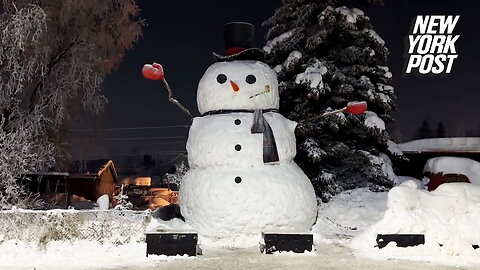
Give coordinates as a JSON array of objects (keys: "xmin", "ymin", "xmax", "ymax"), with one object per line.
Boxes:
[{"xmin": 161, "ymin": 78, "xmax": 193, "ymax": 121}]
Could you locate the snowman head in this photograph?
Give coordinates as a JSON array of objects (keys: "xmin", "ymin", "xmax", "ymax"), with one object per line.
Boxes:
[{"xmin": 197, "ymin": 60, "xmax": 279, "ymax": 114}]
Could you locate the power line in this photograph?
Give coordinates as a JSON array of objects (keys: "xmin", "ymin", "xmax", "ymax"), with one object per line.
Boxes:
[
  {"xmin": 71, "ymin": 136, "xmax": 187, "ymax": 141},
  {"xmin": 129, "ymin": 141, "xmax": 186, "ymax": 146},
  {"xmin": 104, "ymin": 136, "xmax": 187, "ymax": 141},
  {"xmin": 76, "ymin": 151, "xmax": 187, "ymax": 158},
  {"xmin": 109, "ymin": 151, "xmax": 186, "ymax": 156},
  {"xmin": 155, "ymin": 154, "xmax": 187, "ymax": 167},
  {"xmin": 69, "ymin": 125, "xmax": 190, "ymax": 132}
]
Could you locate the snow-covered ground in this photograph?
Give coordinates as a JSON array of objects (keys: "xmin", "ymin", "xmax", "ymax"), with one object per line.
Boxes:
[
  {"xmin": 352, "ymin": 182, "xmax": 480, "ymax": 267},
  {"xmin": 0, "ymin": 240, "xmax": 474, "ymax": 270},
  {"xmin": 1, "ymin": 187, "xmax": 479, "ymax": 270}
]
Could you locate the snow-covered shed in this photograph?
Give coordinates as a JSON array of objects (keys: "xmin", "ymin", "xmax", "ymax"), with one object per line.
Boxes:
[
  {"xmin": 397, "ymin": 137, "xmax": 480, "ymax": 179},
  {"xmin": 21, "ymin": 172, "xmax": 70, "ymax": 208},
  {"xmin": 68, "ymin": 159, "xmax": 118, "ymax": 202}
]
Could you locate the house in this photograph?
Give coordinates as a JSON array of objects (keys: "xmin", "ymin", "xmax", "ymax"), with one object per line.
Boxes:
[
  {"xmin": 397, "ymin": 137, "xmax": 480, "ymax": 184},
  {"xmin": 68, "ymin": 159, "xmax": 118, "ymax": 202},
  {"xmin": 23, "ymin": 172, "xmax": 69, "ymax": 194},
  {"xmin": 21, "ymin": 172, "xmax": 70, "ymax": 208}
]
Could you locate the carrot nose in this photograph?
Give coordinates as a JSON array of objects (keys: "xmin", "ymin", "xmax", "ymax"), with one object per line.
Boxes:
[{"xmin": 230, "ymin": 80, "xmax": 239, "ymax": 92}]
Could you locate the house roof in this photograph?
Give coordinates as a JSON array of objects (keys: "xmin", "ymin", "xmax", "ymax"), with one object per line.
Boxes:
[
  {"xmin": 398, "ymin": 137, "xmax": 480, "ymax": 153},
  {"xmin": 69, "ymin": 159, "xmax": 118, "ymax": 180}
]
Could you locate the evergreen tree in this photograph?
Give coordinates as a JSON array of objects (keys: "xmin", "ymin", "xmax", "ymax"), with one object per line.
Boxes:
[
  {"xmin": 263, "ymin": 0, "xmax": 402, "ymax": 202},
  {"xmin": 436, "ymin": 121, "xmax": 446, "ymax": 138},
  {"xmin": 413, "ymin": 120, "xmax": 433, "ymax": 139}
]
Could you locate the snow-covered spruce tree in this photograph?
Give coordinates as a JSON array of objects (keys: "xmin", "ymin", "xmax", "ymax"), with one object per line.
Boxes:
[
  {"xmin": 263, "ymin": 0, "xmax": 404, "ymax": 202},
  {"xmin": 0, "ymin": 0, "xmax": 142, "ymax": 208}
]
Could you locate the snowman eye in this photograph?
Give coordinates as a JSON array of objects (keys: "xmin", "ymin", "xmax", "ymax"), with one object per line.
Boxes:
[
  {"xmin": 217, "ymin": 74, "xmax": 227, "ymax": 84},
  {"xmin": 246, "ymin": 74, "xmax": 256, "ymax": 84}
]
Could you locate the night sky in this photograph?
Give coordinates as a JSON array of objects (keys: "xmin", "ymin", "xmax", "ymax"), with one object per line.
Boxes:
[{"xmin": 71, "ymin": 0, "xmax": 480, "ymax": 171}]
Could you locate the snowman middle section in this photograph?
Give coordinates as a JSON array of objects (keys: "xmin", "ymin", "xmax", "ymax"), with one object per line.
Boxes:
[
  {"xmin": 187, "ymin": 112, "xmax": 297, "ymax": 167},
  {"xmin": 179, "ymin": 112, "xmax": 318, "ymax": 242}
]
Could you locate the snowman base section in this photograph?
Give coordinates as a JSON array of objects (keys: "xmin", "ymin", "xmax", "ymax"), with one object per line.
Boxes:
[
  {"xmin": 260, "ymin": 232, "xmax": 313, "ymax": 254},
  {"xmin": 180, "ymin": 162, "xmax": 318, "ymax": 243},
  {"xmin": 145, "ymin": 232, "xmax": 199, "ymax": 257}
]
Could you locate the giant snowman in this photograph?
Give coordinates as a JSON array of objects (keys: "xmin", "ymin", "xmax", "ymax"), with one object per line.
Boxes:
[{"xmin": 179, "ymin": 22, "xmax": 317, "ymax": 242}]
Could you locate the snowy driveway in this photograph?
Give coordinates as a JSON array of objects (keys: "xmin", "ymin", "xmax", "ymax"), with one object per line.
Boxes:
[{"xmin": 120, "ymin": 244, "xmax": 472, "ymax": 270}]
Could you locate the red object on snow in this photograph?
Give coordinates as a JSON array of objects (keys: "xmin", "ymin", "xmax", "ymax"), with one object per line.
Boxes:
[
  {"xmin": 425, "ymin": 172, "xmax": 470, "ymax": 191},
  {"xmin": 346, "ymin": 101, "xmax": 367, "ymax": 115},
  {"xmin": 142, "ymin": 63, "xmax": 164, "ymax": 80}
]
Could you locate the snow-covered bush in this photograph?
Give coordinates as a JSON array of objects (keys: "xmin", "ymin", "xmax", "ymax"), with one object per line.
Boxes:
[
  {"xmin": 114, "ymin": 185, "xmax": 133, "ymax": 210},
  {"xmin": 164, "ymin": 161, "xmax": 188, "ymax": 187},
  {"xmin": 0, "ymin": 209, "xmax": 149, "ymax": 247}
]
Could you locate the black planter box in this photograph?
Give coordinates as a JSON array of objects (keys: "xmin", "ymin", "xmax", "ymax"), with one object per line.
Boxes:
[
  {"xmin": 376, "ymin": 234, "xmax": 425, "ymax": 249},
  {"xmin": 261, "ymin": 232, "xmax": 313, "ymax": 254},
  {"xmin": 146, "ymin": 232, "xmax": 198, "ymax": 257}
]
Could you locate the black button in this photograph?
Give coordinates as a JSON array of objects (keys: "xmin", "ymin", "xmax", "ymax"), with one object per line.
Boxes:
[
  {"xmin": 234, "ymin": 119, "xmax": 241, "ymax": 125},
  {"xmin": 235, "ymin": 144, "xmax": 242, "ymax": 151},
  {"xmin": 235, "ymin": 177, "xmax": 242, "ymax": 184}
]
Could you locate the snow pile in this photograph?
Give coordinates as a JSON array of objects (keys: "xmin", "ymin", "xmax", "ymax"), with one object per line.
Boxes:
[
  {"xmin": 424, "ymin": 156, "xmax": 480, "ymax": 185},
  {"xmin": 397, "ymin": 176, "xmax": 426, "ymax": 189},
  {"xmin": 364, "ymin": 111, "xmax": 385, "ymax": 130},
  {"xmin": 146, "ymin": 216, "xmax": 193, "ymax": 232},
  {"xmin": 398, "ymin": 137, "xmax": 480, "ymax": 153},
  {"xmin": 352, "ymin": 181, "xmax": 480, "ymax": 266},
  {"xmin": 312, "ymin": 188, "xmax": 388, "ymax": 244},
  {"xmin": 295, "ymin": 60, "xmax": 328, "ymax": 89},
  {"xmin": 96, "ymin": 195, "xmax": 109, "ymax": 210}
]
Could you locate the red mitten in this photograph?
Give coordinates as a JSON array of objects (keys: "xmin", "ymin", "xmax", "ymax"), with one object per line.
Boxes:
[
  {"xmin": 142, "ymin": 62, "xmax": 164, "ymax": 80},
  {"xmin": 346, "ymin": 101, "xmax": 367, "ymax": 115}
]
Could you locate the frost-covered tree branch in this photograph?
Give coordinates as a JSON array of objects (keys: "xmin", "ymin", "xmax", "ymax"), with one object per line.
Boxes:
[{"xmin": 0, "ymin": 0, "xmax": 143, "ymax": 208}]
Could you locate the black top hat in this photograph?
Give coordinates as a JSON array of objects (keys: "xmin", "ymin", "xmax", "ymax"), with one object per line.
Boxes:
[{"xmin": 213, "ymin": 22, "xmax": 265, "ymax": 62}]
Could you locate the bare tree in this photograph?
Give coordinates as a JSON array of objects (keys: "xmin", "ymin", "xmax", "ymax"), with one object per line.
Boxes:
[{"xmin": 0, "ymin": 0, "xmax": 142, "ymax": 208}]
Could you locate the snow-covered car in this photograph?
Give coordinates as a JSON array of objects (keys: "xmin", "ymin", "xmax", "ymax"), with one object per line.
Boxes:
[{"xmin": 423, "ymin": 156, "xmax": 480, "ymax": 190}]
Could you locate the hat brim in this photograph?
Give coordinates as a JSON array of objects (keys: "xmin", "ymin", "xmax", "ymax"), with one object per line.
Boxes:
[{"xmin": 213, "ymin": 48, "xmax": 265, "ymax": 62}]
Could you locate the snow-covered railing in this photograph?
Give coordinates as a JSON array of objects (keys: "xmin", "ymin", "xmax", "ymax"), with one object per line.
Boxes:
[{"xmin": 0, "ymin": 209, "xmax": 150, "ymax": 247}]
